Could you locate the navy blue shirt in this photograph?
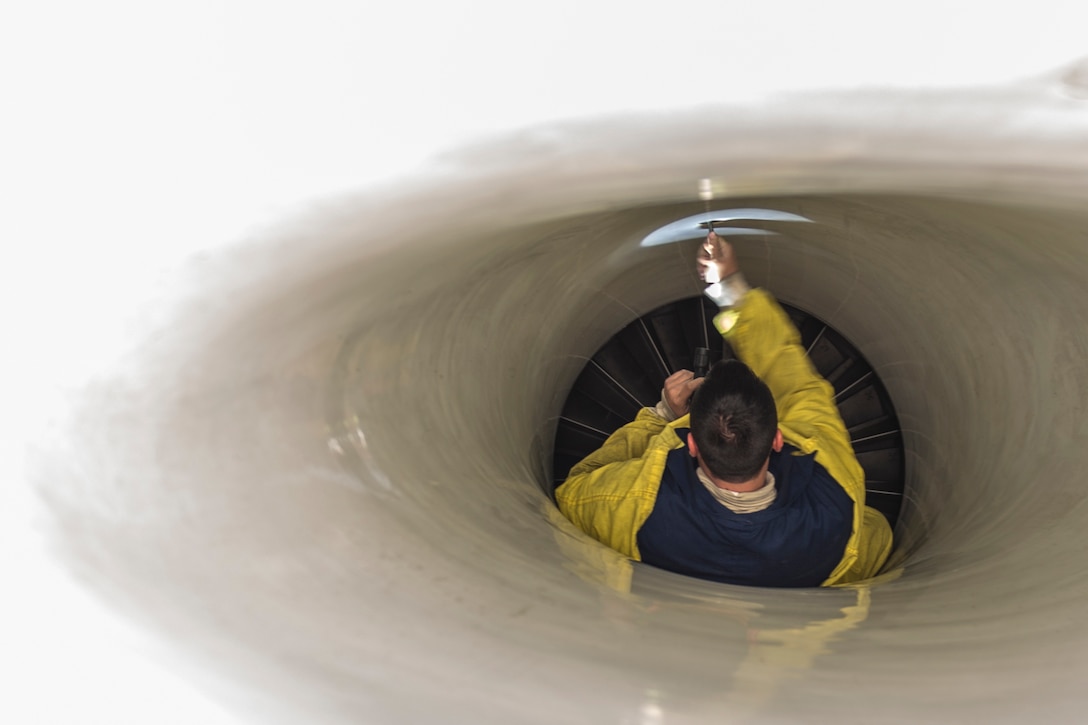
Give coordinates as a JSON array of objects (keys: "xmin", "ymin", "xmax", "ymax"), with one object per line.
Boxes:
[{"xmin": 636, "ymin": 429, "xmax": 853, "ymax": 587}]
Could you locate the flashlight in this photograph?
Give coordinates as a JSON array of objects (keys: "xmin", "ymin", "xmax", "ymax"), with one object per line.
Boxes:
[{"xmin": 693, "ymin": 347, "xmax": 710, "ymax": 378}]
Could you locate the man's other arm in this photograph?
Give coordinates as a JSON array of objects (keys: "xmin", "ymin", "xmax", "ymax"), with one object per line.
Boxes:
[
  {"xmin": 556, "ymin": 409, "xmax": 670, "ymax": 559},
  {"xmin": 556, "ymin": 371, "xmax": 701, "ymax": 559}
]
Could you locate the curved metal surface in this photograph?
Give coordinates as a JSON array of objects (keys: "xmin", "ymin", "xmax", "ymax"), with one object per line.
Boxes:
[{"xmin": 6, "ymin": 5, "xmax": 1088, "ymax": 724}]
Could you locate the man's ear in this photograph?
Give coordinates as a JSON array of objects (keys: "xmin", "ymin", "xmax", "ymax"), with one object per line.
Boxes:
[
  {"xmin": 772, "ymin": 428, "xmax": 784, "ymax": 453},
  {"xmin": 687, "ymin": 432, "xmax": 699, "ymax": 458}
]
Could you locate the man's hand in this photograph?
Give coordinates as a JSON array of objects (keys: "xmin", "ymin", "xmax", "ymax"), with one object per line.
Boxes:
[
  {"xmin": 663, "ymin": 369, "xmax": 705, "ymax": 418},
  {"xmin": 697, "ymin": 231, "xmax": 740, "ymax": 284}
]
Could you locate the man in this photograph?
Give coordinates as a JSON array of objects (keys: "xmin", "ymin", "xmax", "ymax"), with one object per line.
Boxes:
[{"xmin": 555, "ymin": 231, "xmax": 893, "ymax": 587}]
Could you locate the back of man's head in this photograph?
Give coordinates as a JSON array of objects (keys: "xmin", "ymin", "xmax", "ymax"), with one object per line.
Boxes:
[{"xmin": 689, "ymin": 359, "xmax": 778, "ymax": 483}]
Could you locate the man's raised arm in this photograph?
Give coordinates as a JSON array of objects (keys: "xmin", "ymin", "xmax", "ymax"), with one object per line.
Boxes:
[{"xmin": 697, "ymin": 233, "xmax": 862, "ymax": 492}]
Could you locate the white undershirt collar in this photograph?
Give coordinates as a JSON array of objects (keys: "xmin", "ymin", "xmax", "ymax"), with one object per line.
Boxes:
[{"xmin": 696, "ymin": 468, "xmax": 777, "ymax": 514}]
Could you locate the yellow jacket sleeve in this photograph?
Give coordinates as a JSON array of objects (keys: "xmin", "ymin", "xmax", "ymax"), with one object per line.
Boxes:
[
  {"xmin": 716, "ymin": 289, "xmax": 890, "ymax": 584},
  {"xmin": 555, "ymin": 409, "xmax": 686, "ymax": 560}
]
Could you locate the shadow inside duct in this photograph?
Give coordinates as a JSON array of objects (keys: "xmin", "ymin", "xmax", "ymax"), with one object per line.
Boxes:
[{"xmin": 552, "ymin": 295, "xmax": 905, "ymax": 528}]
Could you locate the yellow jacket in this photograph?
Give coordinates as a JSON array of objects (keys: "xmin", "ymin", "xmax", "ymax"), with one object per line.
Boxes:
[{"xmin": 556, "ymin": 289, "xmax": 893, "ymax": 586}]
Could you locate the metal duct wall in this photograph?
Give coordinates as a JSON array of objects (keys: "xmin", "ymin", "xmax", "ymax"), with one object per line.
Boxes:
[{"xmin": 7, "ymin": 5, "xmax": 1088, "ymax": 724}]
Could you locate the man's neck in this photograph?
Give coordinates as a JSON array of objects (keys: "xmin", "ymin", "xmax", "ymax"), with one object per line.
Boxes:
[
  {"xmin": 699, "ymin": 464, "xmax": 768, "ymax": 492},
  {"xmin": 694, "ymin": 467, "xmax": 778, "ymax": 514}
]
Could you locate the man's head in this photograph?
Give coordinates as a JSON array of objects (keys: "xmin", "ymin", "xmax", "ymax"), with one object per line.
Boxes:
[{"xmin": 687, "ymin": 359, "xmax": 779, "ymax": 483}]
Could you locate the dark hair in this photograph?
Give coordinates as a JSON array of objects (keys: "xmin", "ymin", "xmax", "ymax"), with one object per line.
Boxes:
[{"xmin": 689, "ymin": 359, "xmax": 777, "ymax": 483}]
